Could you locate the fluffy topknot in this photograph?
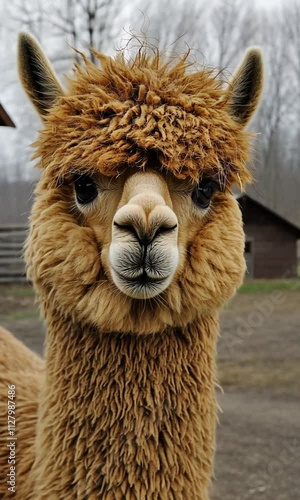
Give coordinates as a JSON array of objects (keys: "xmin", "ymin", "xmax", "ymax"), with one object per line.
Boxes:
[{"xmin": 32, "ymin": 50, "xmax": 252, "ymax": 187}]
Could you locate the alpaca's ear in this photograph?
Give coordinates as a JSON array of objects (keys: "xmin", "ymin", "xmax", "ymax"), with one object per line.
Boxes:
[
  {"xmin": 17, "ymin": 32, "xmax": 64, "ymax": 119},
  {"xmin": 227, "ymin": 47, "xmax": 264, "ymax": 127}
]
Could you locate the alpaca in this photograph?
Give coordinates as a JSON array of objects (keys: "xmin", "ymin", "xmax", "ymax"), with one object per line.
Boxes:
[{"xmin": 0, "ymin": 32, "xmax": 263, "ymax": 499}]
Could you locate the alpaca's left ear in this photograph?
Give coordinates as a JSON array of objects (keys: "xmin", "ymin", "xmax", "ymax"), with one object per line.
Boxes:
[
  {"xmin": 227, "ymin": 48, "xmax": 264, "ymax": 127},
  {"xmin": 17, "ymin": 32, "xmax": 64, "ymax": 119}
]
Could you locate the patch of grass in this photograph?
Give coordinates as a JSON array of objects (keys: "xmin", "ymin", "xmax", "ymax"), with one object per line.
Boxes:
[
  {"xmin": 239, "ymin": 279, "xmax": 300, "ymax": 293},
  {"xmin": 0, "ymin": 284, "xmax": 35, "ymax": 298},
  {"xmin": 0, "ymin": 308, "xmax": 39, "ymax": 321},
  {"xmin": 218, "ymin": 359, "xmax": 300, "ymax": 394}
]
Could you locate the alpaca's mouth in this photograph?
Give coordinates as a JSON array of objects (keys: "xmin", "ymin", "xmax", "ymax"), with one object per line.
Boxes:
[{"xmin": 110, "ymin": 268, "xmax": 172, "ymax": 299}]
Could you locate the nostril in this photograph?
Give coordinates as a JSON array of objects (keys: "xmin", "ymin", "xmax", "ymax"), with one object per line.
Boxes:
[
  {"xmin": 154, "ymin": 224, "xmax": 178, "ymax": 239},
  {"xmin": 114, "ymin": 221, "xmax": 149, "ymax": 246},
  {"xmin": 113, "ymin": 221, "xmax": 139, "ymax": 238}
]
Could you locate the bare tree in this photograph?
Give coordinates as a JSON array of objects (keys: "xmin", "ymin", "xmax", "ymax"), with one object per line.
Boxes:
[
  {"xmin": 209, "ymin": 0, "xmax": 258, "ymax": 68},
  {"xmin": 135, "ymin": 0, "xmax": 258, "ymax": 68},
  {"xmin": 251, "ymin": 7, "xmax": 296, "ymax": 214},
  {"xmin": 45, "ymin": 0, "xmax": 121, "ymax": 61},
  {"xmin": 132, "ymin": 0, "xmax": 211, "ymax": 63},
  {"xmin": 8, "ymin": 0, "xmax": 127, "ymax": 64},
  {"xmin": 7, "ymin": 0, "xmax": 46, "ymax": 41},
  {"xmin": 283, "ymin": 0, "xmax": 300, "ymax": 100}
]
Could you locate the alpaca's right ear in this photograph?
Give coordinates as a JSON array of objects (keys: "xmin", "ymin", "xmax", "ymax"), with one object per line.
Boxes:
[{"xmin": 17, "ymin": 32, "xmax": 64, "ymax": 119}]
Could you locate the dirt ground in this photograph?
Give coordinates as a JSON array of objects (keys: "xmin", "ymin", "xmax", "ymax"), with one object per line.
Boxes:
[{"xmin": 0, "ymin": 284, "xmax": 299, "ymax": 500}]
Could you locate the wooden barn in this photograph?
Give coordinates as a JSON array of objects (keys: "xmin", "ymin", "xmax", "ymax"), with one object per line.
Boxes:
[
  {"xmin": 0, "ymin": 102, "xmax": 22, "ymax": 283},
  {"xmin": 0, "ymin": 103, "xmax": 15, "ymax": 127},
  {"xmin": 238, "ymin": 194, "xmax": 300, "ymax": 279}
]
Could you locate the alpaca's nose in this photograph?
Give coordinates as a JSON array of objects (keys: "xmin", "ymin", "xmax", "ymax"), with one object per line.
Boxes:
[
  {"xmin": 113, "ymin": 193, "xmax": 178, "ymax": 246},
  {"xmin": 109, "ymin": 175, "xmax": 180, "ymax": 298}
]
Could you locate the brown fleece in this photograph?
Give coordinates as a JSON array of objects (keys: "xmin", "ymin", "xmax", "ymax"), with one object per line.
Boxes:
[
  {"xmin": 32, "ymin": 51, "xmax": 252, "ymax": 187},
  {"xmin": 0, "ymin": 35, "xmax": 263, "ymax": 499},
  {"xmin": 27, "ymin": 315, "xmax": 218, "ymax": 499}
]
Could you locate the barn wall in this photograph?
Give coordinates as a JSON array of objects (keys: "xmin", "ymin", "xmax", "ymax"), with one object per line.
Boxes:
[
  {"xmin": 240, "ymin": 198, "xmax": 298, "ymax": 279},
  {"xmin": 0, "ymin": 181, "xmax": 35, "ymax": 224},
  {"xmin": 0, "ymin": 225, "xmax": 27, "ymax": 283}
]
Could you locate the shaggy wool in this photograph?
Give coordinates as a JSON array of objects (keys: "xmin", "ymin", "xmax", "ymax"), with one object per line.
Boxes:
[
  {"xmin": 32, "ymin": 51, "xmax": 253, "ymax": 188},
  {"xmin": 24, "ymin": 315, "xmax": 219, "ymax": 499}
]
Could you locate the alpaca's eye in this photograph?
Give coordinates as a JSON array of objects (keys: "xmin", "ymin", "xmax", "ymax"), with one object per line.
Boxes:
[
  {"xmin": 191, "ymin": 180, "xmax": 220, "ymax": 209},
  {"xmin": 74, "ymin": 175, "xmax": 98, "ymax": 205}
]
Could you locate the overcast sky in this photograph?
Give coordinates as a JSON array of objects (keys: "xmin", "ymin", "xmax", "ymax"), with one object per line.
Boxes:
[{"xmin": 255, "ymin": 0, "xmax": 284, "ymax": 6}]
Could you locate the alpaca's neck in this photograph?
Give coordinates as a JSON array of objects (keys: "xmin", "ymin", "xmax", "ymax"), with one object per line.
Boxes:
[{"xmin": 32, "ymin": 314, "xmax": 219, "ymax": 499}]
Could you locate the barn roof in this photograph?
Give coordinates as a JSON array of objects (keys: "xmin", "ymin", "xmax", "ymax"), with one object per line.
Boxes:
[
  {"xmin": 0, "ymin": 103, "xmax": 15, "ymax": 127},
  {"xmin": 236, "ymin": 193, "xmax": 300, "ymax": 237}
]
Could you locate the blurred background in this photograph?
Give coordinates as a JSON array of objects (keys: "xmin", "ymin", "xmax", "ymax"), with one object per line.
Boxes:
[{"xmin": 0, "ymin": 0, "xmax": 299, "ymax": 499}]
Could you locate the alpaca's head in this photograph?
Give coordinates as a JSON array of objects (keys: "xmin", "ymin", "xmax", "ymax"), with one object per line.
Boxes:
[{"xmin": 18, "ymin": 33, "xmax": 263, "ymax": 334}]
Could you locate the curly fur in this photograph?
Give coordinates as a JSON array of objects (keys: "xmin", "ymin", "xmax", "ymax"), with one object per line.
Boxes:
[
  {"xmin": 32, "ymin": 51, "xmax": 253, "ymax": 187},
  {"xmin": 0, "ymin": 33, "xmax": 263, "ymax": 499}
]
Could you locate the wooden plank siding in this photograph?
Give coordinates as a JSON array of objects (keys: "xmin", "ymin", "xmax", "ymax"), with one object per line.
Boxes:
[
  {"xmin": 0, "ymin": 181, "xmax": 35, "ymax": 225},
  {"xmin": 239, "ymin": 197, "xmax": 299, "ymax": 279},
  {"xmin": 0, "ymin": 225, "xmax": 27, "ymax": 283}
]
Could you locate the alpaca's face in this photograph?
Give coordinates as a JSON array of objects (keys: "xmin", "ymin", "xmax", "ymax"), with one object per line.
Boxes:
[
  {"xmin": 71, "ymin": 169, "xmax": 228, "ymax": 301},
  {"xmin": 18, "ymin": 34, "xmax": 263, "ymax": 333},
  {"xmin": 27, "ymin": 165, "xmax": 245, "ymax": 333}
]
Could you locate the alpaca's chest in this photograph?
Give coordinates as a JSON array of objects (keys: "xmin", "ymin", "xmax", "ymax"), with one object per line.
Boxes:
[
  {"xmin": 32, "ymin": 325, "xmax": 217, "ymax": 498},
  {"xmin": 33, "ymin": 364, "xmax": 214, "ymax": 498},
  {"xmin": 40, "ymin": 396, "xmax": 211, "ymax": 498}
]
